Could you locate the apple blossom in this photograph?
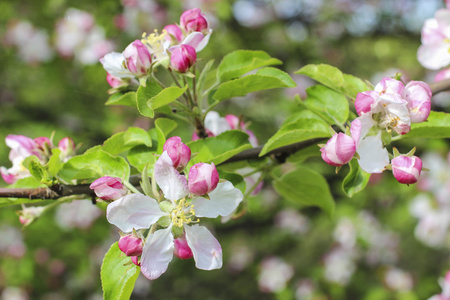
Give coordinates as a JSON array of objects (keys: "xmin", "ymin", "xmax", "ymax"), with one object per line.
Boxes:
[
  {"xmin": 89, "ymin": 176, "xmax": 128, "ymax": 201},
  {"xmin": 123, "ymin": 39, "xmax": 152, "ymax": 77},
  {"xmin": 354, "ymin": 90, "xmax": 378, "ymax": 116},
  {"xmin": 320, "ymin": 133, "xmax": 356, "ymax": 167},
  {"xmin": 164, "ymin": 24, "xmax": 183, "ymax": 43},
  {"xmin": 170, "ymin": 44, "xmax": 196, "ymax": 73},
  {"xmin": 374, "ymin": 77, "xmax": 405, "ymax": 95},
  {"xmin": 118, "ymin": 234, "xmax": 143, "ymax": 257},
  {"xmin": 404, "ymin": 81, "xmax": 432, "ymax": 123},
  {"xmin": 180, "ymin": 8, "xmax": 209, "ymax": 34},
  {"xmin": 163, "ymin": 136, "xmax": 191, "ymax": 171},
  {"xmin": 188, "ymin": 163, "xmax": 220, "ymax": 196},
  {"xmin": 391, "ymin": 155, "xmax": 422, "ymax": 184},
  {"xmin": 58, "ymin": 137, "xmax": 76, "ymax": 162}
]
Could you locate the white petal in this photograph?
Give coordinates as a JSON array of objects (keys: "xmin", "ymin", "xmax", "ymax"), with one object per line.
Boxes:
[
  {"xmin": 100, "ymin": 52, "xmax": 134, "ymax": 78},
  {"xmin": 351, "ymin": 114, "xmax": 376, "ymax": 148},
  {"xmin": 417, "ymin": 43, "xmax": 450, "ymax": 70},
  {"xmin": 140, "ymin": 226, "xmax": 174, "ymax": 280},
  {"xmin": 192, "ymin": 181, "xmax": 243, "ymax": 218},
  {"xmin": 182, "ymin": 31, "xmax": 212, "ymax": 52},
  {"xmin": 356, "ymin": 132, "xmax": 390, "ymax": 173},
  {"xmin": 106, "ymin": 194, "xmax": 167, "ymax": 232},
  {"xmin": 185, "ymin": 224, "xmax": 222, "ymax": 270},
  {"xmin": 154, "ymin": 151, "xmax": 189, "ymax": 202},
  {"xmin": 204, "ymin": 111, "xmax": 231, "ymax": 136}
]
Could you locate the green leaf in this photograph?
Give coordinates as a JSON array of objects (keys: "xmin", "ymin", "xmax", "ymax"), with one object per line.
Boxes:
[
  {"xmin": 151, "ymin": 118, "xmax": 178, "ymax": 153},
  {"xmin": 213, "ymin": 68, "xmax": 296, "ymax": 101},
  {"xmin": 105, "ymin": 92, "xmax": 137, "ymax": 107},
  {"xmin": 197, "ymin": 59, "xmax": 215, "ymax": 95},
  {"xmin": 273, "ymin": 167, "xmax": 335, "ymax": 216},
  {"xmin": 101, "ymin": 242, "xmax": 140, "ymax": 300},
  {"xmin": 217, "ymin": 171, "xmax": 246, "ymax": 194},
  {"xmin": 342, "ymin": 159, "xmax": 371, "ymax": 197},
  {"xmin": 22, "ymin": 156, "xmax": 45, "ymax": 181},
  {"xmin": 259, "ymin": 110, "xmax": 330, "ymax": 156},
  {"xmin": 127, "ymin": 145, "xmax": 157, "ymax": 173},
  {"xmin": 302, "ymin": 85, "xmax": 349, "ymax": 126},
  {"xmin": 103, "ymin": 127, "xmax": 152, "ymax": 156},
  {"xmin": 136, "ymin": 82, "xmax": 187, "ymax": 118},
  {"xmin": 296, "ymin": 64, "xmax": 369, "ymax": 99},
  {"xmin": 187, "ymin": 131, "xmax": 253, "ymax": 167},
  {"xmin": 58, "ymin": 150, "xmax": 130, "ymax": 182},
  {"xmin": 217, "ymin": 50, "xmax": 282, "ymax": 82},
  {"xmin": 396, "ymin": 111, "xmax": 450, "ymax": 139},
  {"xmin": 47, "ymin": 148, "xmax": 62, "ymax": 177}
]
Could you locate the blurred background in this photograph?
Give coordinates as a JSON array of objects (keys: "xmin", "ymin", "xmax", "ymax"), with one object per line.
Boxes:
[{"xmin": 1, "ymin": 0, "xmax": 449, "ymax": 299}]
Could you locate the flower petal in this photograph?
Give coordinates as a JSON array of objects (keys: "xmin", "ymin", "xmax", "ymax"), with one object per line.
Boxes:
[
  {"xmin": 356, "ymin": 132, "xmax": 389, "ymax": 173},
  {"xmin": 184, "ymin": 224, "xmax": 222, "ymax": 270},
  {"xmin": 417, "ymin": 43, "xmax": 450, "ymax": 70},
  {"xmin": 140, "ymin": 226, "xmax": 174, "ymax": 280},
  {"xmin": 154, "ymin": 151, "xmax": 189, "ymax": 202},
  {"xmin": 100, "ymin": 52, "xmax": 134, "ymax": 78},
  {"xmin": 204, "ymin": 111, "xmax": 231, "ymax": 136},
  {"xmin": 192, "ymin": 181, "xmax": 243, "ymax": 218},
  {"xmin": 106, "ymin": 194, "xmax": 166, "ymax": 232}
]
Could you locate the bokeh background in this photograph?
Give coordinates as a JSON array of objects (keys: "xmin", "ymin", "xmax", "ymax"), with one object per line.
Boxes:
[{"xmin": 1, "ymin": 0, "xmax": 449, "ymax": 299}]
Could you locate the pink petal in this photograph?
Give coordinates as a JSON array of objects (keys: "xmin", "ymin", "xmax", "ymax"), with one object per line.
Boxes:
[
  {"xmin": 185, "ymin": 224, "xmax": 222, "ymax": 270},
  {"xmin": 140, "ymin": 226, "xmax": 174, "ymax": 280},
  {"xmin": 154, "ymin": 151, "xmax": 189, "ymax": 202}
]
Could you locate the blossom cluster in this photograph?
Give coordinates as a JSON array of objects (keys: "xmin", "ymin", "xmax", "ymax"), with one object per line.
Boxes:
[
  {"xmin": 321, "ymin": 77, "xmax": 432, "ymax": 184},
  {"xmin": 101, "ymin": 8, "xmax": 211, "ymax": 87},
  {"xmin": 93, "ymin": 136, "xmax": 243, "ymax": 280},
  {"xmin": 1, "ymin": 134, "xmax": 76, "ymax": 185}
]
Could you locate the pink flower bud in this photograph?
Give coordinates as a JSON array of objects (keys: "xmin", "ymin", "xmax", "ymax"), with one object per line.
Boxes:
[
  {"xmin": 404, "ymin": 81, "xmax": 432, "ymax": 123},
  {"xmin": 58, "ymin": 137, "xmax": 76, "ymax": 162},
  {"xmin": 163, "ymin": 137, "xmax": 191, "ymax": 171},
  {"xmin": 225, "ymin": 114, "xmax": 241, "ymax": 130},
  {"xmin": 106, "ymin": 72, "xmax": 124, "ymax": 88},
  {"xmin": 34, "ymin": 137, "xmax": 52, "ymax": 151},
  {"xmin": 188, "ymin": 163, "xmax": 219, "ymax": 195},
  {"xmin": 6, "ymin": 134, "xmax": 39, "ymax": 157},
  {"xmin": 374, "ymin": 77, "xmax": 405, "ymax": 95},
  {"xmin": 123, "ymin": 40, "xmax": 152, "ymax": 77},
  {"xmin": 89, "ymin": 176, "xmax": 127, "ymax": 201},
  {"xmin": 118, "ymin": 234, "xmax": 143, "ymax": 257},
  {"xmin": 354, "ymin": 90, "xmax": 378, "ymax": 116},
  {"xmin": 434, "ymin": 68, "xmax": 450, "ymax": 82},
  {"xmin": 180, "ymin": 8, "xmax": 209, "ymax": 34},
  {"xmin": 164, "ymin": 24, "xmax": 183, "ymax": 43},
  {"xmin": 17, "ymin": 206, "xmax": 44, "ymax": 226},
  {"xmin": 174, "ymin": 235, "xmax": 193, "ymax": 259},
  {"xmin": 320, "ymin": 133, "xmax": 356, "ymax": 167},
  {"xmin": 131, "ymin": 256, "xmax": 140, "ymax": 266},
  {"xmin": 391, "ymin": 155, "xmax": 422, "ymax": 184},
  {"xmin": 170, "ymin": 44, "xmax": 196, "ymax": 73}
]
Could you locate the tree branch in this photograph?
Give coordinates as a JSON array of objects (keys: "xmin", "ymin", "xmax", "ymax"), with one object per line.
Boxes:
[{"xmin": 1, "ymin": 79, "xmax": 450, "ymax": 201}]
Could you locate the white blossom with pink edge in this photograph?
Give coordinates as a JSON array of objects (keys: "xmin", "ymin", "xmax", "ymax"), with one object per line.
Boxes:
[
  {"xmin": 418, "ymin": 8, "xmax": 450, "ymax": 70},
  {"xmin": 106, "ymin": 150, "xmax": 243, "ymax": 280}
]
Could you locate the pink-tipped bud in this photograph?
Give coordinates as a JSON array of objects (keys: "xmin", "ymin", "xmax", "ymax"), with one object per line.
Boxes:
[
  {"xmin": 180, "ymin": 8, "xmax": 209, "ymax": 34},
  {"xmin": 404, "ymin": 81, "xmax": 432, "ymax": 123},
  {"xmin": 391, "ymin": 155, "xmax": 422, "ymax": 185},
  {"xmin": 34, "ymin": 137, "xmax": 52, "ymax": 151},
  {"xmin": 17, "ymin": 206, "xmax": 44, "ymax": 226},
  {"xmin": 106, "ymin": 73, "xmax": 125, "ymax": 88},
  {"xmin": 89, "ymin": 176, "xmax": 127, "ymax": 201},
  {"xmin": 170, "ymin": 44, "xmax": 196, "ymax": 73},
  {"xmin": 164, "ymin": 24, "xmax": 184, "ymax": 43},
  {"xmin": 118, "ymin": 235, "xmax": 143, "ymax": 257},
  {"xmin": 354, "ymin": 90, "xmax": 378, "ymax": 116},
  {"xmin": 320, "ymin": 133, "xmax": 356, "ymax": 167},
  {"xmin": 188, "ymin": 163, "xmax": 219, "ymax": 195},
  {"xmin": 163, "ymin": 136, "xmax": 191, "ymax": 171},
  {"xmin": 131, "ymin": 256, "xmax": 140, "ymax": 266},
  {"xmin": 374, "ymin": 77, "xmax": 405, "ymax": 95},
  {"xmin": 123, "ymin": 40, "xmax": 152, "ymax": 77},
  {"xmin": 58, "ymin": 137, "xmax": 76, "ymax": 162},
  {"xmin": 174, "ymin": 234, "xmax": 193, "ymax": 259}
]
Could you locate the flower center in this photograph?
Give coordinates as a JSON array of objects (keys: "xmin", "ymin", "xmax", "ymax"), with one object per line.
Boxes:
[
  {"xmin": 171, "ymin": 198, "xmax": 197, "ymax": 227},
  {"xmin": 141, "ymin": 30, "xmax": 168, "ymax": 59}
]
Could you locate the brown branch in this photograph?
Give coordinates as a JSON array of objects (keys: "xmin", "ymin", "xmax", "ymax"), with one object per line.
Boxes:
[{"xmin": 2, "ymin": 79, "xmax": 450, "ymax": 201}]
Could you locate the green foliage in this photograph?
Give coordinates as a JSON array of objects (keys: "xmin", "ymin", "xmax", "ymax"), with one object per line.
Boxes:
[
  {"xmin": 137, "ymin": 82, "xmax": 187, "ymax": 118},
  {"xmin": 260, "ymin": 110, "xmax": 330, "ymax": 156},
  {"xmin": 217, "ymin": 170, "xmax": 246, "ymax": 194},
  {"xmin": 397, "ymin": 112, "xmax": 450, "ymax": 139},
  {"xmin": 151, "ymin": 118, "xmax": 178, "ymax": 153},
  {"xmin": 296, "ymin": 64, "xmax": 369, "ymax": 99},
  {"xmin": 105, "ymin": 92, "xmax": 137, "ymax": 107},
  {"xmin": 273, "ymin": 167, "xmax": 335, "ymax": 216},
  {"xmin": 102, "ymin": 127, "xmax": 152, "ymax": 155},
  {"xmin": 213, "ymin": 67, "xmax": 296, "ymax": 101},
  {"xmin": 342, "ymin": 159, "xmax": 371, "ymax": 197},
  {"xmin": 217, "ymin": 50, "xmax": 282, "ymax": 82},
  {"xmin": 101, "ymin": 242, "xmax": 140, "ymax": 300},
  {"xmin": 187, "ymin": 131, "xmax": 253, "ymax": 167},
  {"xmin": 58, "ymin": 149, "xmax": 130, "ymax": 182}
]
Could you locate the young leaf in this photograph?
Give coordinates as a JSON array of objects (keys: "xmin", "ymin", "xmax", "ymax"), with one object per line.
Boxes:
[
  {"xmin": 217, "ymin": 50, "xmax": 282, "ymax": 82},
  {"xmin": 273, "ymin": 167, "xmax": 335, "ymax": 216},
  {"xmin": 213, "ymin": 68, "xmax": 296, "ymax": 101},
  {"xmin": 342, "ymin": 158, "xmax": 371, "ymax": 197},
  {"xmin": 47, "ymin": 148, "xmax": 63, "ymax": 177},
  {"xmin": 187, "ymin": 131, "xmax": 253, "ymax": 167},
  {"xmin": 103, "ymin": 127, "xmax": 152, "ymax": 156},
  {"xmin": 259, "ymin": 111, "xmax": 330, "ymax": 157},
  {"xmin": 147, "ymin": 86, "xmax": 188, "ymax": 116},
  {"xmin": 197, "ymin": 59, "xmax": 215, "ymax": 95},
  {"xmin": 101, "ymin": 242, "xmax": 140, "ymax": 300},
  {"xmin": 105, "ymin": 92, "xmax": 137, "ymax": 107},
  {"xmin": 302, "ymin": 85, "xmax": 349, "ymax": 126},
  {"xmin": 151, "ymin": 118, "xmax": 178, "ymax": 153},
  {"xmin": 137, "ymin": 81, "xmax": 163, "ymax": 117},
  {"xmin": 296, "ymin": 64, "xmax": 369, "ymax": 99},
  {"xmin": 127, "ymin": 145, "xmax": 157, "ymax": 173}
]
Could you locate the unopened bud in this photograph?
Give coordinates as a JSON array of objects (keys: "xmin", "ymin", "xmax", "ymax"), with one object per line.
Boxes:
[
  {"xmin": 163, "ymin": 136, "xmax": 191, "ymax": 171},
  {"xmin": 391, "ymin": 155, "xmax": 422, "ymax": 184},
  {"xmin": 89, "ymin": 176, "xmax": 127, "ymax": 201},
  {"xmin": 320, "ymin": 133, "xmax": 356, "ymax": 167},
  {"xmin": 404, "ymin": 81, "xmax": 432, "ymax": 123},
  {"xmin": 188, "ymin": 163, "xmax": 219, "ymax": 196},
  {"xmin": 164, "ymin": 24, "xmax": 183, "ymax": 43},
  {"xmin": 180, "ymin": 8, "xmax": 209, "ymax": 34},
  {"xmin": 58, "ymin": 137, "xmax": 76, "ymax": 162},
  {"xmin": 170, "ymin": 44, "xmax": 196, "ymax": 73},
  {"xmin": 118, "ymin": 234, "xmax": 143, "ymax": 257},
  {"xmin": 123, "ymin": 40, "xmax": 152, "ymax": 77},
  {"xmin": 174, "ymin": 234, "xmax": 193, "ymax": 259}
]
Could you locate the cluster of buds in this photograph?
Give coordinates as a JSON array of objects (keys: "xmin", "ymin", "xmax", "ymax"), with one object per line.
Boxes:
[
  {"xmin": 1, "ymin": 135, "xmax": 76, "ymax": 184},
  {"xmin": 104, "ymin": 136, "xmax": 243, "ymax": 280},
  {"xmin": 320, "ymin": 77, "xmax": 431, "ymax": 184},
  {"xmin": 100, "ymin": 8, "xmax": 212, "ymax": 87}
]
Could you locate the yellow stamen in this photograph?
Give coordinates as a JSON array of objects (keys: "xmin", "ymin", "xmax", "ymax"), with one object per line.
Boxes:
[{"xmin": 171, "ymin": 198, "xmax": 197, "ymax": 227}]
